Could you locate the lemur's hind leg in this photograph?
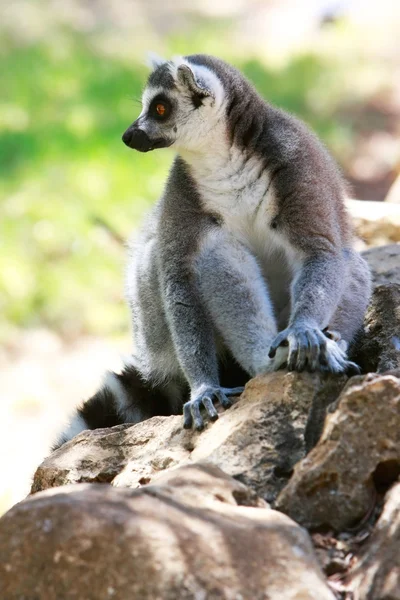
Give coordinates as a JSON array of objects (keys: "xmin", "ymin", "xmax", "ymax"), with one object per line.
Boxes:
[
  {"xmin": 196, "ymin": 230, "xmax": 282, "ymax": 377},
  {"xmin": 53, "ymin": 362, "xmax": 186, "ymax": 450}
]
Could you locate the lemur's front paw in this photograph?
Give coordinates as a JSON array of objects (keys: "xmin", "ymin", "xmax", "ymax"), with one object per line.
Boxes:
[
  {"xmin": 268, "ymin": 325, "xmax": 360, "ymax": 374},
  {"xmin": 183, "ymin": 385, "xmax": 244, "ymax": 431},
  {"xmin": 269, "ymin": 325, "xmax": 327, "ymax": 371}
]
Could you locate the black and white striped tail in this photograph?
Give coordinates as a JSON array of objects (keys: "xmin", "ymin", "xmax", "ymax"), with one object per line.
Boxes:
[{"xmin": 53, "ymin": 363, "xmax": 181, "ymax": 450}]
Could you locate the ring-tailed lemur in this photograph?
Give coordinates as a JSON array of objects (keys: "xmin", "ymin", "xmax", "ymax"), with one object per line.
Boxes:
[{"xmin": 54, "ymin": 54, "xmax": 371, "ymax": 448}]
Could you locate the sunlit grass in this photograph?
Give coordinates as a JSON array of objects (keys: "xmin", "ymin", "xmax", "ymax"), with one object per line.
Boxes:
[{"xmin": 0, "ymin": 20, "xmax": 388, "ymax": 341}]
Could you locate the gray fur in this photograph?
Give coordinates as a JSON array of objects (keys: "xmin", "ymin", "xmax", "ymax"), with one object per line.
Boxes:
[{"xmin": 55, "ymin": 54, "xmax": 371, "ymax": 445}]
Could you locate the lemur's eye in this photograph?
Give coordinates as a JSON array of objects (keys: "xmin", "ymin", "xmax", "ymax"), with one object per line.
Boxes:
[{"xmin": 149, "ymin": 95, "xmax": 172, "ymax": 120}]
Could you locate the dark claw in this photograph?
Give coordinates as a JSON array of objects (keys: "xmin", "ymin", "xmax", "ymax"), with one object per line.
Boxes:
[
  {"xmin": 269, "ymin": 332, "xmax": 286, "ymax": 359},
  {"xmin": 215, "ymin": 391, "xmax": 232, "ymax": 409},
  {"xmin": 202, "ymin": 396, "xmax": 218, "ymax": 421},
  {"xmin": 268, "ymin": 334, "xmax": 288, "ymax": 358}
]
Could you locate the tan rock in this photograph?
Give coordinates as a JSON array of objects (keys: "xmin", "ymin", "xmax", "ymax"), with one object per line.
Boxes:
[
  {"xmin": 347, "ymin": 199, "xmax": 400, "ymax": 247},
  {"xmin": 276, "ymin": 374, "xmax": 400, "ymax": 531},
  {"xmin": 0, "ymin": 464, "xmax": 334, "ymax": 600},
  {"xmin": 346, "ymin": 482, "xmax": 400, "ymax": 599},
  {"xmin": 32, "ymin": 371, "xmax": 347, "ymax": 503}
]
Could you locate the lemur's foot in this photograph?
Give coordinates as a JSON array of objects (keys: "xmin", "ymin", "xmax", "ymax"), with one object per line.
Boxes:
[
  {"xmin": 183, "ymin": 386, "xmax": 244, "ymax": 431},
  {"xmin": 321, "ymin": 337, "xmax": 360, "ymax": 375},
  {"xmin": 268, "ymin": 325, "xmax": 360, "ymax": 374}
]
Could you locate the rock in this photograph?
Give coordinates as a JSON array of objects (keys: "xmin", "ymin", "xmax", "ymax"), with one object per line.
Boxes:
[
  {"xmin": 362, "ymin": 243, "xmax": 400, "ymax": 286},
  {"xmin": 0, "ymin": 464, "xmax": 335, "ymax": 600},
  {"xmin": 346, "ymin": 199, "xmax": 400, "ymax": 247},
  {"xmin": 353, "ymin": 283, "xmax": 400, "ymax": 372},
  {"xmin": 276, "ymin": 374, "xmax": 400, "ymax": 531},
  {"xmin": 346, "ymin": 482, "xmax": 400, "ymax": 599},
  {"xmin": 32, "ymin": 371, "xmax": 347, "ymax": 504}
]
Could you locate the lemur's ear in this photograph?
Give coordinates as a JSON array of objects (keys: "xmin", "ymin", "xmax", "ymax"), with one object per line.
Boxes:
[
  {"xmin": 177, "ymin": 64, "xmax": 213, "ymax": 98},
  {"xmin": 146, "ymin": 52, "xmax": 167, "ymax": 70}
]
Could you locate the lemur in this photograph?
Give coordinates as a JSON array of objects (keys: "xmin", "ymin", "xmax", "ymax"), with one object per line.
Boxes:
[{"xmin": 54, "ymin": 54, "xmax": 371, "ymax": 448}]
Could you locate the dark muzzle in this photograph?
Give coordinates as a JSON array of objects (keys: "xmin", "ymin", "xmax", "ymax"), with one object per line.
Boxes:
[
  {"xmin": 122, "ymin": 126, "xmax": 153, "ymax": 152},
  {"xmin": 122, "ymin": 124, "xmax": 172, "ymax": 153}
]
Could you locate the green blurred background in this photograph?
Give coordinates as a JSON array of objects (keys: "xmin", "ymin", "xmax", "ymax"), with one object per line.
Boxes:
[{"xmin": 1, "ymin": 0, "xmax": 399, "ymax": 513}]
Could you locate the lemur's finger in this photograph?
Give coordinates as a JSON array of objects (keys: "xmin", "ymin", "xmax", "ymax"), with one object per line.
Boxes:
[
  {"xmin": 191, "ymin": 401, "xmax": 205, "ymax": 431},
  {"xmin": 315, "ymin": 330, "xmax": 328, "ymax": 366},
  {"xmin": 183, "ymin": 402, "xmax": 193, "ymax": 429},
  {"xmin": 268, "ymin": 333, "xmax": 289, "ymax": 358},
  {"xmin": 202, "ymin": 396, "xmax": 218, "ymax": 421},
  {"xmin": 295, "ymin": 331, "xmax": 310, "ymax": 371},
  {"xmin": 183, "ymin": 399, "xmax": 205, "ymax": 430},
  {"xmin": 307, "ymin": 330, "xmax": 320, "ymax": 371},
  {"xmin": 215, "ymin": 390, "xmax": 232, "ymax": 409},
  {"xmin": 288, "ymin": 336, "xmax": 299, "ymax": 371},
  {"xmin": 221, "ymin": 386, "xmax": 245, "ymax": 396}
]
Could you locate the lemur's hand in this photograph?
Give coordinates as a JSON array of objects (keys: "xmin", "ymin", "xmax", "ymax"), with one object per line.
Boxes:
[
  {"xmin": 268, "ymin": 324, "xmax": 360, "ymax": 374},
  {"xmin": 183, "ymin": 385, "xmax": 244, "ymax": 431}
]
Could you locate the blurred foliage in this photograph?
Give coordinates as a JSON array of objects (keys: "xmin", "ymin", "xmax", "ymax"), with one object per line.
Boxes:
[{"xmin": 0, "ymin": 14, "xmax": 388, "ymax": 341}]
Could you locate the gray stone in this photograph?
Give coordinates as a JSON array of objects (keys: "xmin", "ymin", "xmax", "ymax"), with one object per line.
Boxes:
[
  {"xmin": 347, "ymin": 483, "xmax": 400, "ymax": 599},
  {"xmin": 32, "ymin": 371, "xmax": 347, "ymax": 504},
  {"xmin": 276, "ymin": 374, "xmax": 400, "ymax": 531},
  {"xmin": 0, "ymin": 464, "xmax": 334, "ymax": 600}
]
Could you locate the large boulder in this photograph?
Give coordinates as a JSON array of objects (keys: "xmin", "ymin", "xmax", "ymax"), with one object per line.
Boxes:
[
  {"xmin": 0, "ymin": 463, "xmax": 334, "ymax": 600},
  {"xmin": 276, "ymin": 374, "xmax": 400, "ymax": 531},
  {"xmin": 346, "ymin": 482, "xmax": 400, "ymax": 599},
  {"xmin": 32, "ymin": 371, "xmax": 347, "ymax": 504}
]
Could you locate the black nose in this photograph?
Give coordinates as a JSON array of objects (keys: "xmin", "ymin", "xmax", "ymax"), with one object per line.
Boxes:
[
  {"xmin": 122, "ymin": 126, "xmax": 152, "ymax": 152},
  {"xmin": 122, "ymin": 127, "xmax": 133, "ymax": 146}
]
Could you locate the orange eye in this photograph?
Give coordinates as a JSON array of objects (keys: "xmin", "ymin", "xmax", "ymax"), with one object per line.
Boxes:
[{"xmin": 156, "ymin": 103, "xmax": 166, "ymax": 116}]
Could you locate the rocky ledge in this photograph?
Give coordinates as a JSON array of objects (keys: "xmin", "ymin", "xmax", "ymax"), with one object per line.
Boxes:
[{"xmin": 1, "ymin": 244, "xmax": 400, "ymax": 600}]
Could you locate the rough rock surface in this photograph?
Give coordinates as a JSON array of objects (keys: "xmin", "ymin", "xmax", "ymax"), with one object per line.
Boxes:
[
  {"xmin": 354, "ymin": 283, "xmax": 400, "ymax": 372},
  {"xmin": 0, "ymin": 464, "xmax": 334, "ymax": 600},
  {"xmin": 32, "ymin": 371, "xmax": 347, "ymax": 503},
  {"xmin": 276, "ymin": 374, "xmax": 400, "ymax": 531},
  {"xmin": 346, "ymin": 482, "xmax": 400, "ymax": 599},
  {"xmin": 362, "ymin": 243, "xmax": 400, "ymax": 286}
]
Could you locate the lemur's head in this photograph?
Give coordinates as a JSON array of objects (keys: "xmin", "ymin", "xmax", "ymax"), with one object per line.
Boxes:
[{"xmin": 122, "ymin": 54, "xmax": 227, "ymax": 153}]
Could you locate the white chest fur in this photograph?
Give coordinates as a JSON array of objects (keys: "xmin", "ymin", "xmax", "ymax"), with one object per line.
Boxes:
[
  {"xmin": 188, "ymin": 145, "xmax": 290, "ymax": 258},
  {"xmin": 186, "ymin": 145, "xmax": 301, "ymax": 320}
]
